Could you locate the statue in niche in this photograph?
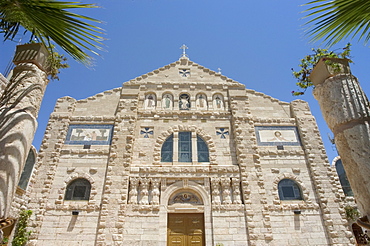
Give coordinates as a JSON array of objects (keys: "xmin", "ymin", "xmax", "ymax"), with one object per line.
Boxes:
[
  {"xmin": 179, "ymin": 94, "xmax": 190, "ymax": 110},
  {"xmin": 214, "ymin": 95, "xmax": 223, "ymax": 109},
  {"xmin": 196, "ymin": 94, "xmax": 207, "ymax": 109},
  {"xmin": 162, "ymin": 94, "xmax": 172, "ymax": 109},
  {"xmin": 145, "ymin": 94, "xmax": 156, "ymax": 109}
]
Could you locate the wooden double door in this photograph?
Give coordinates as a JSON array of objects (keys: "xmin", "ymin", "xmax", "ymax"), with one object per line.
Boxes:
[{"xmin": 167, "ymin": 213, "xmax": 205, "ymax": 246}]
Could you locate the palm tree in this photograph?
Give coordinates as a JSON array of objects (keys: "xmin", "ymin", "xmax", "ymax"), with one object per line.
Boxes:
[
  {"xmin": 304, "ymin": 0, "xmax": 370, "ymax": 46},
  {"xmin": 0, "ymin": 0, "xmax": 104, "ymax": 65}
]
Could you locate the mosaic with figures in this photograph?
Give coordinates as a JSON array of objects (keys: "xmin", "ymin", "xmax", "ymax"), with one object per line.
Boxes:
[
  {"xmin": 65, "ymin": 125, "xmax": 114, "ymax": 145},
  {"xmin": 255, "ymin": 126, "xmax": 301, "ymax": 146}
]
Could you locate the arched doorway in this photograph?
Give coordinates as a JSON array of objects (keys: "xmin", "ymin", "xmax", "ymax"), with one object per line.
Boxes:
[{"xmin": 167, "ymin": 191, "xmax": 205, "ymax": 246}]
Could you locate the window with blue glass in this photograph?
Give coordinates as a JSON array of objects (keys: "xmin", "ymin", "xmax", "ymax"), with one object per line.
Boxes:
[
  {"xmin": 179, "ymin": 132, "xmax": 192, "ymax": 162},
  {"xmin": 197, "ymin": 136, "xmax": 209, "ymax": 162},
  {"xmin": 160, "ymin": 132, "xmax": 209, "ymax": 163},
  {"xmin": 278, "ymin": 179, "xmax": 303, "ymax": 200},
  {"xmin": 161, "ymin": 134, "xmax": 173, "ymax": 162}
]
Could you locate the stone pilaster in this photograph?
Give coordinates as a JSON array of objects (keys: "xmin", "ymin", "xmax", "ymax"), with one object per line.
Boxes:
[{"xmin": 291, "ymin": 99, "xmax": 354, "ymax": 245}]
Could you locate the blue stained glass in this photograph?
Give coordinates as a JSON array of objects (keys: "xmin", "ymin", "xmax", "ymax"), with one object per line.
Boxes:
[
  {"xmin": 179, "ymin": 132, "xmax": 192, "ymax": 162},
  {"xmin": 161, "ymin": 134, "xmax": 173, "ymax": 162},
  {"xmin": 197, "ymin": 136, "xmax": 209, "ymax": 162}
]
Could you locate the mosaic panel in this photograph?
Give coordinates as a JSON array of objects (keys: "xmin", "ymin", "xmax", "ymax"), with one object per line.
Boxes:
[
  {"xmin": 65, "ymin": 124, "xmax": 114, "ymax": 145},
  {"xmin": 255, "ymin": 126, "xmax": 301, "ymax": 146}
]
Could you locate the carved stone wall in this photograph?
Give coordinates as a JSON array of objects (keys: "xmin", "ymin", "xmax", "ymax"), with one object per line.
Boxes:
[{"xmin": 19, "ymin": 57, "xmax": 355, "ymax": 246}]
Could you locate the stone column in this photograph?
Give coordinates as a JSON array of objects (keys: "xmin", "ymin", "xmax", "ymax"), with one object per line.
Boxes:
[
  {"xmin": 0, "ymin": 43, "xmax": 49, "ymax": 219},
  {"xmin": 313, "ymin": 70, "xmax": 370, "ymax": 218}
]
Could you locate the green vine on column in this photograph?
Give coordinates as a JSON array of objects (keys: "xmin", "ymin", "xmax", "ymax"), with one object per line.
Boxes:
[
  {"xmin": 291, "ymin": 43, "xmax": 352, "ymax": 96},
  {"xmin": 12, "ymin": 210, "xmax": 32, "ymax": 246}
]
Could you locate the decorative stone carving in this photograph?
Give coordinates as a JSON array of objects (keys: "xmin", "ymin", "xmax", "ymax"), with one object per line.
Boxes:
[
  {"xmin": 232, "ymin": 178, "xmax": 242, "ymax": 204},
  {"xmin": 139, "ymin": 178, "xmax": 149, "ymax": 205},
  {"xmin": 211, "ymin": 178, "xmax": 221, "ymax": 205},
  {"xmin": 150, "ymin": 178, "xmax": 160, "ymax": 205},
  {"xmin": 129, "ymin": 178, "xmax": 139, "ymax": 204},
  {"xmin": 221, "ymin": 178, "xmax": 232, "ymax": 204},
  {"xmin": 169, "ymin": 191, "xmax": 202, "ymax": 205}
]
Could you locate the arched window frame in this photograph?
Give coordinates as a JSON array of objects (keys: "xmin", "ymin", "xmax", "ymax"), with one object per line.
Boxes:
[
  {"xmin": 64, "ymin": 178, "xmax": 91, "ymax": 201},
  {"xmin": 160, "ymin": 132, "xmax": 209, "ymax": 163},
  {"xmin": 334, "ymin": 157, "xmax": 353, "ymax": 196},
  {"xmin": 278, "ymin": 179, "xmax": 303, "ymax": 200},
  {"xmin": 18, "ymin": 147, "xmax": 37, "ymax": 190}
]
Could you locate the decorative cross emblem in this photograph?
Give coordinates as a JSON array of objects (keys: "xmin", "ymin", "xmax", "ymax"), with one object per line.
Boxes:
[
  {"xmin": 140, "ymin": 127, "xmax": 153, "ymax": 138},
  {"xmin": 179, "ymin": 69, "xmax": 190, "ymax": 77},
  {"xmin": 216, "ymin": 128, "xmax": 229, "ymax": 139},
  {"xmin": 180, "ymin": 44, "xmax": 188, "ymax": 58},
  {"xmin": 217, "ymin": 68, "xmax": 222, "ymax": 74}
]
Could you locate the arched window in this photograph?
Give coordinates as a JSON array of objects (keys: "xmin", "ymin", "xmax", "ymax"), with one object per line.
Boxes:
[
  {"xmin": 65, "ymin": 178, "xmax": 91, "ymax": 201},
  {"xmin": 197, "ymin": 136, "xmax": 209, "ymax": 162},
  {"xmin": 278, "ymin": 179, "xmax": 303, "ymax": 200},
  {"xmin": 160, "ymin": 132, "xmax": 209, "ymax": 163},
  {"xmin": 335, "ymin": 158, "xmax": 353, "ymax": 196},
  {"xmin": 18, "ymin": 148, "xmax": 36, "ymax": 190},
  {"xmin": 161, "ymin": 134, "xmax": 173, "ymax": 162}
]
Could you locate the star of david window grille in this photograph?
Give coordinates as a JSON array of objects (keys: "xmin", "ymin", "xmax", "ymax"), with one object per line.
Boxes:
[
  {"xmin": 140, "ymin": 127, "xmax": 153, "ymax": 138},
  {"xmin": 179, "ymin": 69, "xmax": 190, "ymax": 77},
  {"xmin": 216, "ymin": 128, "xmax": 229, "ymax": 139}
]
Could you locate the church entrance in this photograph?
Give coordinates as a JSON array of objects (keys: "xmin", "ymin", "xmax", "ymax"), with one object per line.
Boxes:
[{"xmin": 167, "ymin": 213, "xmax": 205, "ymax": 246}]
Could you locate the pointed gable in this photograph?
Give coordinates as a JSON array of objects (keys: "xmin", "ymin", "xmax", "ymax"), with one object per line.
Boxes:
[{"xmin": 125, "ymin": 57, "xmax": 244, "ymax": 88}]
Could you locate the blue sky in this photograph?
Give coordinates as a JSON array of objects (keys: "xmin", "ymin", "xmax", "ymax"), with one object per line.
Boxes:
[{"xmin": 1, "ymin": 0, "xmax": 370, "ymax": 163}]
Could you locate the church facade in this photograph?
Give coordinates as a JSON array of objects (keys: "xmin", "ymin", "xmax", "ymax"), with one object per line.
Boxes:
[{"xmin": 22, "ymin": 55, "xmax": 355, "ymax": 245}]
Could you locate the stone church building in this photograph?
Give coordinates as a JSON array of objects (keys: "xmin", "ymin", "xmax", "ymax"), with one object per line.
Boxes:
[{"xmin": 19, "ymin": 53, "xmax": 356, "ymax": 245}]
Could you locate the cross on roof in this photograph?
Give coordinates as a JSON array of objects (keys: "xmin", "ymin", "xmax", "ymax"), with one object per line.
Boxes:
[{"xmin": 180, "ymin": 44, "xmax": 189, "ymax": 58}]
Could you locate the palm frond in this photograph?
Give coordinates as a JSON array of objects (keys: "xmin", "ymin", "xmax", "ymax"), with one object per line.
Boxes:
[
  {"xmin": 0, "ymin": 0, "xmax": 105, "ymax": 64},
  {"xmin": 303, "ymin": 0, "xmax": 370, "ymax": 46}
]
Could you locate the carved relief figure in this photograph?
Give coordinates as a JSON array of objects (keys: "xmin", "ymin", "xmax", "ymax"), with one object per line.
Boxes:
[
  {"xmin": 162, "ymin": 94, "xmax": 173, "ymax": 109},
  {"xmin": 232, "ymin": 178, "xmax": 242, "ymax": 204},
  {"xmin": 211, "ymin": 178, "xmax": 221, "ymax": 205},
  {"xmin": 150, "ymin": 178, "xmax": 160, "ymax": 205},
  {"xmin": 179, "ymin": 94, "xmax": 190, "ymax": 110},
  {"xmin": 221, "ymin": 178, "xmax": 232, "ymax": 204},
  {"xmin": 139, "ymin": 178, "xmax": 149, "ymax": 205},
  {"xmin": 196, "ymin": 94, "xmax": 207, "ymax": 110},
  {"xmin": 129, "ymin": 178, "xmax": 139, "ymax": 204}
]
